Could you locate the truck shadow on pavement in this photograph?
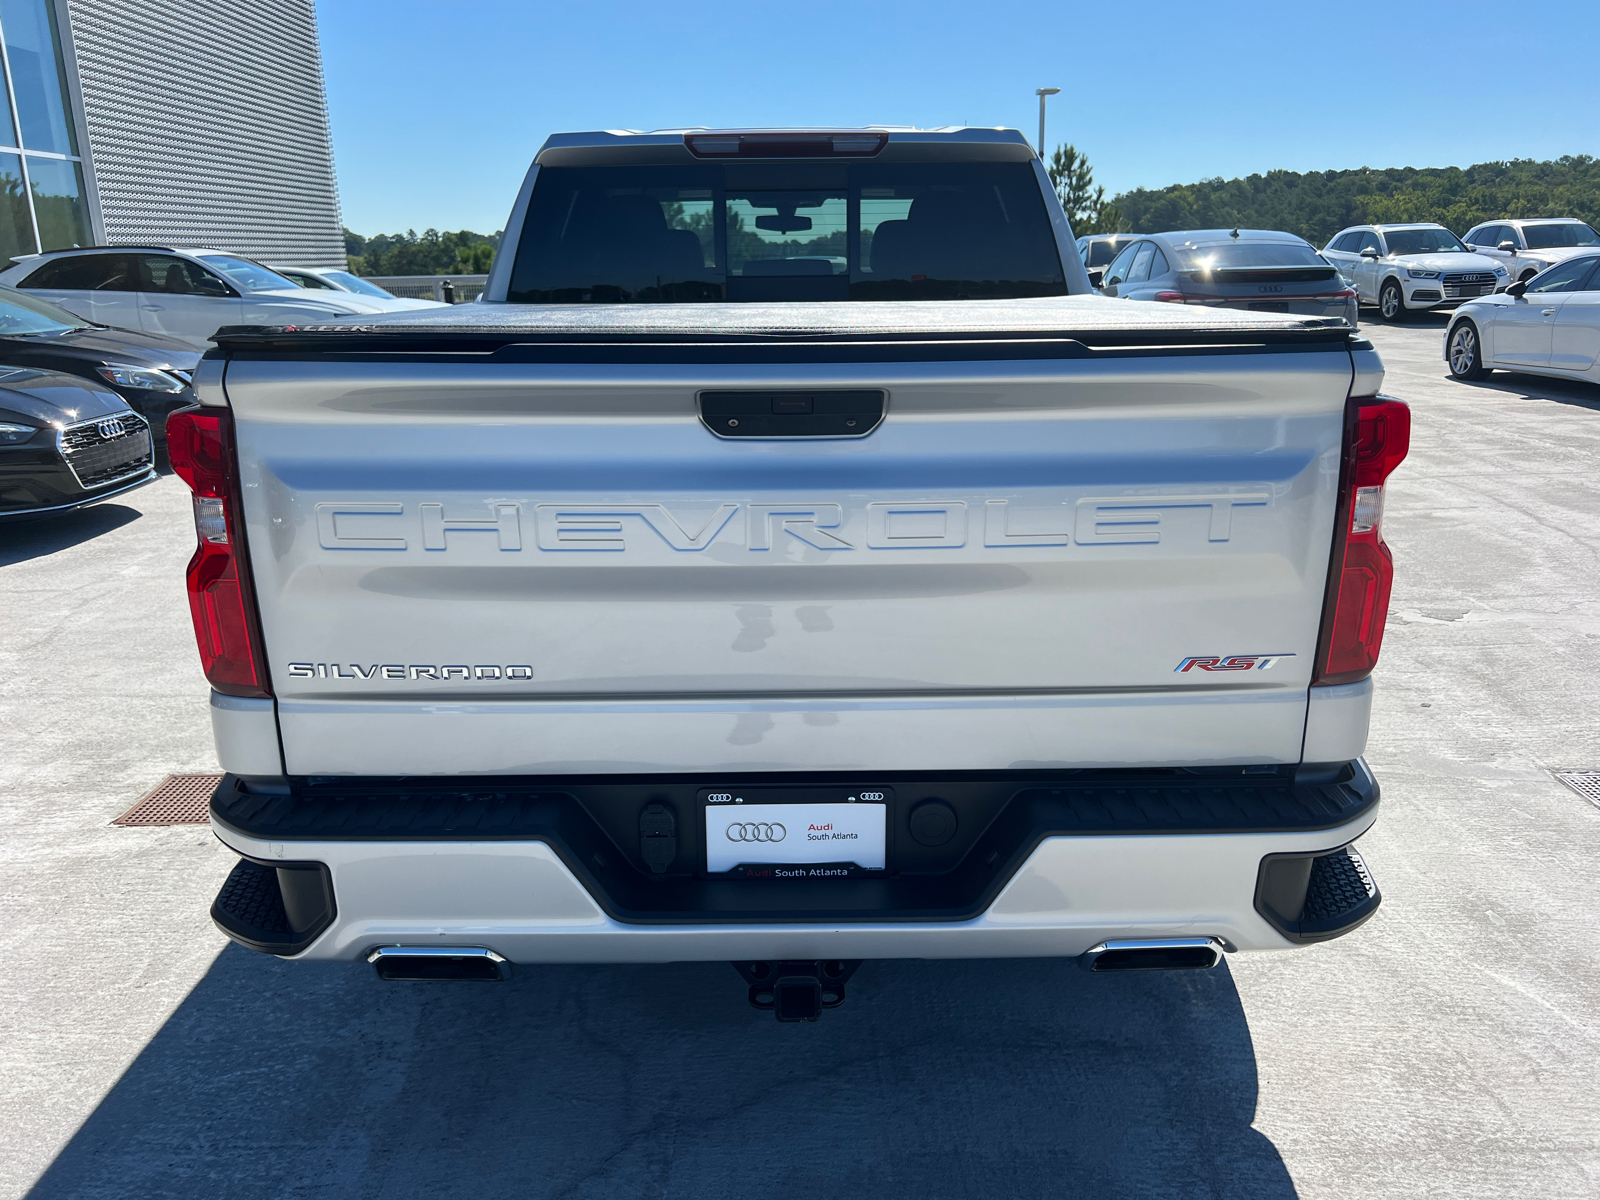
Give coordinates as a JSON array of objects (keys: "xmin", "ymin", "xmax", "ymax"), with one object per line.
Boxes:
[
  {"xmin": 0, "ymin": 503, "xmax": 141, "ymax": 567},
  {"xmin": 27, "ymin": 948, "xmax": 1298, "ymax": 1199}
]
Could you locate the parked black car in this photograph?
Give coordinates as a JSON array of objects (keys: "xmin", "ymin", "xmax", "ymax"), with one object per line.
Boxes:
[
  {"xmin": 0, "ymin": 367, "xmax": 155, "ymax": 519},
  {"xmin": 0, "ymin": 285, "xmax": 198, "ymax": 444}
]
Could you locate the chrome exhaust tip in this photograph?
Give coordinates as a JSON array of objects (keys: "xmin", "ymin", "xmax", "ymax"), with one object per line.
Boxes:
[
  {"xmin": 1079, "ymin": 937, "xmax": 1225, "ymax": 973},
  {"xmin": 367, "ymin": 946, "xmax": 510, "ymax": 981}
]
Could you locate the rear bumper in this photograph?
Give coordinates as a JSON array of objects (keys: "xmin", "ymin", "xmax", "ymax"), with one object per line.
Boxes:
[{"xmin": 208, "ymin": 761, "xmax": 1382, "ymax": 962}]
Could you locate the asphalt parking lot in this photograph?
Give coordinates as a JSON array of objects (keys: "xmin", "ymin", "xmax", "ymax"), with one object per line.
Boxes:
[{"xmin": 3, "ymin": 314, "xmax": 1599, "ymax": 1199}]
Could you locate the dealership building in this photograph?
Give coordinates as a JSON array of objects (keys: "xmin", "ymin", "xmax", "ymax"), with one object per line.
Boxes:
[{"xmin": 0, "ymin": 0, "xmax": 344, "ymax": 268}]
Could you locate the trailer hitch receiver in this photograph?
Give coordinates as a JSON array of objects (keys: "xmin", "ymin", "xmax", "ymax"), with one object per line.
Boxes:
[{"xmin": 732, "ymin": 960, "xmax": 861, "ymax": 1021}]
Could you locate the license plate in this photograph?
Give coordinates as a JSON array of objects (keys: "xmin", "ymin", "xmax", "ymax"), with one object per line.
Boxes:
[
  {"xmin": 1249, "ymin": 301, "xmax": 1288, "ymax": 312},
  {"xmin": 704, "ymin": 796, "xmax": 887, "ymax": 875}
]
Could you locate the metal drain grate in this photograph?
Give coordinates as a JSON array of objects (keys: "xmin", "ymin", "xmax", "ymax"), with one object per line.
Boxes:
[
  {"xmin": 113, "ymin": 774, "xmax": 222, "ymax": 826},
  {"xmin": 1552, "ymin": 771, "xmax": 1600, "ymax": 811}
]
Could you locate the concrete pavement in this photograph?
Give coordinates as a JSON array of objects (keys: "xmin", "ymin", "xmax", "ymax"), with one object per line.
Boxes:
[{"xmin": 1, "ymin": 317, "xmax": 1597, "ymax": 1198}]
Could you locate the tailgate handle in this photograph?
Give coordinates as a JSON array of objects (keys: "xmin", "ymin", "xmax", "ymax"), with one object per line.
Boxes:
[{"xmin": 699, "ymin": 389, "xmax": 885, "ymax": 439}]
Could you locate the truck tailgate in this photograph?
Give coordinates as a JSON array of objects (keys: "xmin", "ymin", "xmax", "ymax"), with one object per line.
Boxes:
[{"xmin": 220, "ymin": 324, "xmax": 1354, "ymax": 775}]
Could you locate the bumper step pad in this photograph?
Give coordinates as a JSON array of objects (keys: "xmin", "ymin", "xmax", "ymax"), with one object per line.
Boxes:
[
  {"xmin": 214, "ymin": 859, "xmax": 290, "ymax": 937},
  {"xmin": 1303, "ymin": 845, "xmax": 1378, "ymax": 927},
  {"xmin": 1255, "ymin": 843, "xmax": 1380, "ymax": 944},
  {"xmin": 211, "ymin": 857, "xmax": 337, "ymax": 956}
]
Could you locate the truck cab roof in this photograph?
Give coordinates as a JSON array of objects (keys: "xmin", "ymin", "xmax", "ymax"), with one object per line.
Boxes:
[{"xmin": 534, "ymin": 126, "xmax": 1037, "ymax": 166}]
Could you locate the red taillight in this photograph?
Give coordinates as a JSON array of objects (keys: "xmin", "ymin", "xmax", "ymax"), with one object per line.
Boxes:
[
  {"xmin": 166, "ymin": 407, "xmax": 271, "ymax": 698},
  {"xmin": 1314, "ymin": 398, "xmax": 1411, "ymax": 685},
  {"xmin": 1154, "ymin": 291, "xmax": 1186, "ymax": 303}
]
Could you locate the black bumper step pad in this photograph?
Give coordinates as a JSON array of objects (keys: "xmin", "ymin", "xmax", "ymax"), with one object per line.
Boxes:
[
  {"xmin": 213, "ymin": 859, "xmax": 290, "ymax": 936},
  {"xmin": 211, "ymin": 857, "xmax": 337, "ymax": 956},
  {"xmin": 1254, "ymin": 843, "xmax": 1380, "ymax": 944},
  {"xmin": 1303, "ymin": 845, "xmax": 1380, "ymax": 928}
]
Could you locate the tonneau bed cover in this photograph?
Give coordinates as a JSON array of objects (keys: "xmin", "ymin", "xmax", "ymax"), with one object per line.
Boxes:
[{"xmin": 211, "ymin": 296, "xmax": 1353, "ymax": 359}]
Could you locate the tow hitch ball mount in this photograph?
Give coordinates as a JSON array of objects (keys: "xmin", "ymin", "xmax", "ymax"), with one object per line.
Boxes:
[{"xmin": 733, "ymin": 960, "xmax": 862, "ymax": 1022}]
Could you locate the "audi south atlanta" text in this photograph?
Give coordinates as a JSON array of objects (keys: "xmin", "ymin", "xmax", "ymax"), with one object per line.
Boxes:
[{"xmin": 805, "ymin": 822, "xmax": 859, "ymax": 842}]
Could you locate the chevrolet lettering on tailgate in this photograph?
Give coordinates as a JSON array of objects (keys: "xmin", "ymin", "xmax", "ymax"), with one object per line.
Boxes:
[{"xmin": 314, "ymin": 493, "xmax": 1274, "ymax": 553}]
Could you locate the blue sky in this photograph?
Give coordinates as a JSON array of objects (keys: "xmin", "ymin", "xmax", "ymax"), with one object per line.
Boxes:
[{"xmin": 319, "ymin": 0, "xmax": 1600, "ymax": 236}]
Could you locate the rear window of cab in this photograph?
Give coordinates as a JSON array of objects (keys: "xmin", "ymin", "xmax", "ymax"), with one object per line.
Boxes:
[{"xmin": 507, "ymin": 161, "xmax": 1066, "ymax": 304}]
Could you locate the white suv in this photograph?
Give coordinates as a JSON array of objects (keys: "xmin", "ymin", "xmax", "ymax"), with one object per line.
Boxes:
[
  {"xmin": 1463, "ymin": 217, "xmax": 1600, "ymax": 284},
  {"xmin": 1322, "ymin": 223, "xmax": 1507, "ymax": 321},
  {"xmin": 0, "ymin": 247, "xmax": 393, "ymax": 350}
]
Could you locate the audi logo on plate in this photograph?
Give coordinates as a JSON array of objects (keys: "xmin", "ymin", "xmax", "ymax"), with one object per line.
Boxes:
[
  {"xmin": 96, "ymin": 418, "xmax": 126, "ymax": 439},
  {"xmin": 725, "ymin": 822, "xmax": 786, "ymax": 843}
]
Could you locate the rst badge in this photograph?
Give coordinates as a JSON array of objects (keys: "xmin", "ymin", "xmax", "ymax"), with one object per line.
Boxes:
[{"xmin": 1175, "ymin": 654, "xmax": 1294, "ymax": 672}]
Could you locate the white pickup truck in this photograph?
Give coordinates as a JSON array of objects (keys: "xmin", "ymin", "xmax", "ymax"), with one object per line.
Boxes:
[{"xmin": 170, "ymin": 128, "xmax": 1405, "ymax": 1020}]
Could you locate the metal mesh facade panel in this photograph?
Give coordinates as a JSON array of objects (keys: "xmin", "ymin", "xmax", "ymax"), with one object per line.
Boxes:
[{"xmin": 66, "ymin": 0, "xmax": 345, "ymax": 266}]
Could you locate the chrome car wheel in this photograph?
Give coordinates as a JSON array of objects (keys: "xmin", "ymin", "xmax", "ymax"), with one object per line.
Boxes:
[{"xmin": 1448, "ymin": 321, "xmax": 1487, "ymax": 381}]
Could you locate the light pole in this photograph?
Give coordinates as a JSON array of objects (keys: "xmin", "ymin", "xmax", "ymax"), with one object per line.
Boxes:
[{"xmin": 1035, "ymin": 87, "xmax": 1060, "ymax": 158}]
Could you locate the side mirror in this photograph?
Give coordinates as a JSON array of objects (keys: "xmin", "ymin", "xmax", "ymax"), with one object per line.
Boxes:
[
  {"xmin": 1102, "ymin": 274, "xmax": 1122, "ymax": 288},
  {"xmin": 1498, "ymin": 241, "xmax": 1518, "ymax": 254},
  {"xmin": 1359, "ymin": 248, "xmax": 1380, "ymax": 259},
  {"xmin": 1506, "ymin": 280, "xmax": 1527, "ymax": 298},
  {"xmin": 1086, "ymin": 268, "xmax": 1104, "ymax": 287}
]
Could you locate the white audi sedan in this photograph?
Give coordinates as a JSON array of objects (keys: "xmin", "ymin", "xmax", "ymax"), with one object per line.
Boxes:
[
  {"xmin": 0, "ymin": 247, "xmax": 395, "ymax": 350},
  {"xmin": 276, "ymin": 266, "xmax": 446, "ymax": 311},
  {"xmin": 1322, "ymin": 222, "xmax": 1507, "ymax": 322},
  {"xmin": 1462, "ymin": 217, "xmax": 1600, "ymax": 284},
  {"xmin": 1444, "ymin": 253, "xmax": 1600, "ymax": 384}
]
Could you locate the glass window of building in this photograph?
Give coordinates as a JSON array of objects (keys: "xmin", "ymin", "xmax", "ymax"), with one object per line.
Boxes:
[
  {"xmin": 0, "ymin": 0, "xmax": 89, "ymax": 253},
  {"xmin": 25, "ymin": 154, "xmax": 86, "ymax": 250},
  {"xmin": 0, "ymin": 150, "xmax": 27, "ymax": 259},
  {"xmin": 1, "ymin": 0, "xmax": 76, "ymax": 155}
]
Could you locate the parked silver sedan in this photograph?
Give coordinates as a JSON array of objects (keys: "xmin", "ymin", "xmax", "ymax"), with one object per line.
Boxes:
[{"xmin": 1096, "ymin": 229, "xmax": 1358, "ymax": 325}]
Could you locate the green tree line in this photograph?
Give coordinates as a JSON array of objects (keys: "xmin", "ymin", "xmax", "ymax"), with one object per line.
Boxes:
[
  {"xmin": 346, "ymin": 153, "xmax": 1600, "ymax": 273},
  {"xmin": 1108, "ymin": 156, "xmax": 1600, "ymax": 245},
  {"xmin": 344, "ymin": 227, "xmax": 500, "ymax": 276}
]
